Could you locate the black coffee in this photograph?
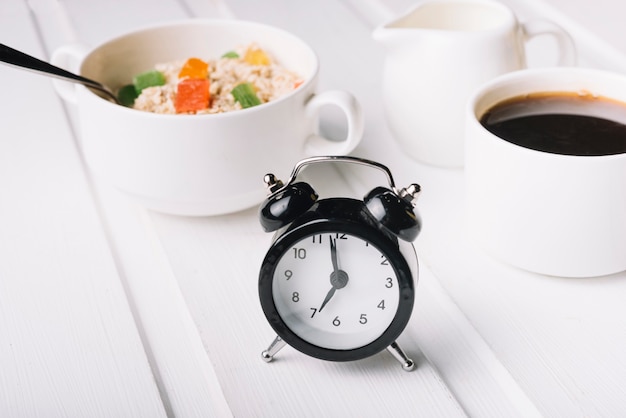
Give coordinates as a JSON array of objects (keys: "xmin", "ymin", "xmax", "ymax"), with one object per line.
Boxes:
[{"xmin": 480, "ymin": 92, "xmax": 626, "ymax": 156}]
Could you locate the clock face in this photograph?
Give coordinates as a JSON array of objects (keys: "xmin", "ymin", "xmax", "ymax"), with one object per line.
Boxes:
[{"xmin": 271, "ymin": 231, "xmax": 401, "ymax": 351}]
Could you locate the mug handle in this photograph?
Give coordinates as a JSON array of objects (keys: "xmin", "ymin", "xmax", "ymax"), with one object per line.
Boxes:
[
  {"xmin": 50, "ymin": 44, "xmax": 89, "ymax": 104},
  {"xmin": 522, "ymin": 20, "xmax": 577, "ymax": 66},
  {"xmin": 304, "ymin": 90, "xmax": 364, "ymax": 156}
]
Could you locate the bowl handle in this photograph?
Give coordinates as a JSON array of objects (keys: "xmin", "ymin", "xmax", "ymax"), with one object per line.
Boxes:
[
  {"xmin": 304, "ymin": 90, "xmax": 364, "ymax": 156},
  {"xmin": 50, "ymin": 44, "xmax": 88, "ymax": 104}
]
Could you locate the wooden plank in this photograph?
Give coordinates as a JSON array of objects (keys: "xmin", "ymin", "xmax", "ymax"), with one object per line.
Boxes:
[
  {"xmin": 57, "ymin": 0, "xmax": 188, "ymax": 48},
  {"xmin": 27, "ymin": 0, "xmax": 234, "ymax": 416},
  {"xmin": 0, "ymin": 1, "xmax": 166, "ymax": 417},
  {"xmin": 86, "ymin": 182, "xmax": 234, "ymax": 418}
]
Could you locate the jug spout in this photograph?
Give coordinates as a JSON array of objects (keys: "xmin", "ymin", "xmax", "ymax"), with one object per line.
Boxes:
[
  {"xmin": 373, "ymin": 0, "xmax": 518, "ymax": 46},
  {"xmin": 371, "ymin": 25, "xmax": 400, "ymax": 46},
  {"xmin": 372, "ymin": 23, "xmax": 413, "ymax": 47},
  {"xmin": 371, "ymin": 4, "xmax": 426, "ymax": 47}
]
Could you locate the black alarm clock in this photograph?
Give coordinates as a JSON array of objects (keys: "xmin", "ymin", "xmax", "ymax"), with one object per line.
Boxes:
[{"xmin": 257, "ymin": 156, "xmax": 421, "ymax": 371}]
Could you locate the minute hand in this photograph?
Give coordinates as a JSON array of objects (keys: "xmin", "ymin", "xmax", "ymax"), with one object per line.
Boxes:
[
  {"xmin": 330, "ymin": 236, "xmax": 339, "ymax": 273},
  {"xmin": 319, "ymin": 237, "xmax": 347, "ymax": 312}
]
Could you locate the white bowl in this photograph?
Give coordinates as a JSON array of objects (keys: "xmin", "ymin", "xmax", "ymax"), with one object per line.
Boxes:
[{"xmin": 52, "ymin": 19, "xmax": 363, "ymax": 216}]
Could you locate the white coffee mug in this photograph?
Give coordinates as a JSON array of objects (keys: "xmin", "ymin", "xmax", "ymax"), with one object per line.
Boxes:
[
  {"xmin": 465, "ymin": 67, "xmax": 626, "ymax": 278},
  {"xmin": 373, "ymin": 0, "xmax": 576, "ymax": 167},
  {"xmin": 52, "ymin": 20, "xmax": 363, "ymax": 216}
]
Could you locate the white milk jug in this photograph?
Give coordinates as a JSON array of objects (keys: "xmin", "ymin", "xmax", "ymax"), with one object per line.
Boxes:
[{"xmin": 373, "ymin": 0, "xmax": 576, "ymax": 167}]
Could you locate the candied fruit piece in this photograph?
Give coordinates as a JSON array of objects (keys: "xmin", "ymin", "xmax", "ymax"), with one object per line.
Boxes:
[
  {"xmin": 175, "ymin": 78, "xmax": 210, "ymax": 113},
  {"xmin": 133, "ymin": 70, "xmax": 166, "ymax": 93},
  {"xmin": 221, "ymin": 51, "xmax": 239, "ymax": 59},
  {"xmin": 178, "ymin": 57, "xmax": 209, "ymax": 80},
  {"xmin": 231, "ymin": 83, "xmax": 261, "ymax": 108},
  {"xmin": 117, "ymin": 84, "xmax": 139, "ymax": 107},
  {"xmin": 244, "ymin": 47, "xmax": 270, "ymax": 65}
]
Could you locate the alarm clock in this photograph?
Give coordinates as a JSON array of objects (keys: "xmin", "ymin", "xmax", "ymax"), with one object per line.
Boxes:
[{"xmin": 257, "ymin": 156, "xmax": 421, "ymax": 371}]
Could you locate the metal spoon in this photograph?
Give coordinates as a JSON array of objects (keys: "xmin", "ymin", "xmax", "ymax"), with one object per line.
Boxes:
[{"xmin": 0, "ymin": 43, "xmax": 120, "ymax": 104}]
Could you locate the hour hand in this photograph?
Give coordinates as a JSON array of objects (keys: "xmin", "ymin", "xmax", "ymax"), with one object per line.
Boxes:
[{"xmin": 318, "ymin": 287, "xmax": 336, "ymax": 312}]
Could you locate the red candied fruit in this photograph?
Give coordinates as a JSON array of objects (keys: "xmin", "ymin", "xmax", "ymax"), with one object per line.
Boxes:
[{"xmin": 175, "ymin": 79, "xmax": 210, "ymax": 113}]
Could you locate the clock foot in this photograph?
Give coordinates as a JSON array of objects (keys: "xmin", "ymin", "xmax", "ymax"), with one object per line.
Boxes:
[
  {"xmin": 261, "ymin": 336, "xmax": 286, "ymax": 363},
  {"xmin": 387, "ymin": 341, "xmax": 416, "ymax": 372}
]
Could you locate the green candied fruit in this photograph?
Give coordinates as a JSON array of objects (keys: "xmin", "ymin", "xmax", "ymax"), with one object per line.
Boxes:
[
  {"xmin": 133, "ymin": 70, "xmax": 166, "ymax": 93},
  {"xmin": 221, "ymin": 51, "xmax": 239, "ymax": 59},
  {"xmin": 117, "ymin": 84, "xmax": 139, "ymax": 107},
  {"xmin": 231, "ymin": 83, "xmax": 262, "ymax": 108}
]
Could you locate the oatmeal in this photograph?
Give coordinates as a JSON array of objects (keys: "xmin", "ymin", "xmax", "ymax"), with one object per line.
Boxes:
[{"xmin": 117, "ymin": 43, "xmax": 303, "ymax": 114}]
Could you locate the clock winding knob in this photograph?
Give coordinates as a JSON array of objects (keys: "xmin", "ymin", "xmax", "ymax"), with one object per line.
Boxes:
[{"xmin": 263, "ymin": 173, "xmax": 284, "ymax": 194}]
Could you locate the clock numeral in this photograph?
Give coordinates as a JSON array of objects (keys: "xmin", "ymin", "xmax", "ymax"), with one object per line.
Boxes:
[
  {"xmin": 378, "ymin": 300, "xmax": 386, "ymax": 310},
  {"xmin": 284, "ymin": 270, "xmax": 293, "ymax": 280},
  {"xmin": 332, "ymin": 316, "xmax": 341, "ymax": 327},
  {"xmin": 292, "ymin": 292, "xmax": 300, "ymax": 302},
  {"xmin": 311, "ymin": 234, "xmax": 323, "ymax": 244},
  {"xmin": 380, "ymin": 255, "xmax": 389, "ymax": 265},
  {"xmin": 385, "ymin": 277, "xmax": 393, "ymax": 288},
  {"xmin": 359, "ymin": 314, "xmax": 368, "ymax": 324},
  {"xmin": 292, "ymin": 248, "xmax": 307, "ymax": 259},
  {"xmin": 335, "ymin": 233, "xmax": 347, "ymax": 240},
  {"xmin": 310, "ymin": 307, "xmax": 318, "ymax": 318}
]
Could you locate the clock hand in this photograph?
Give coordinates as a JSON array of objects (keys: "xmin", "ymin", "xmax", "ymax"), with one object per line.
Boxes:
[
  {"xmin": 330, "ymin": 236, "xmax": 339, "ymax": 274},
  {"xmin": 318, "ymin": 237, "xmax": 348, "ymax": 312},
  {"xmin": 318, "ymin": 287, "xmax": 336, "ymax": 312},
  {"xmin": 319, "ymin": 237, "xmax": 339, "ymax": 312}
]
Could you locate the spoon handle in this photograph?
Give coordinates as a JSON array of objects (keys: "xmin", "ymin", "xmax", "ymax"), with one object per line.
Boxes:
[{"xmin": 0, "ymin": 43, "xmax": 119, "ymax": 104}]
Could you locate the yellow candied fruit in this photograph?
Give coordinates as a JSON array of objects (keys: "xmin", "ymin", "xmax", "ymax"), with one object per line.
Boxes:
[
  {"xmin": 244, "ymin": 47, "xmax": 271, "ymax": 65},
  {"xmin": 178, "ymin": 57, "xmax": 209, "ymax": 79}
]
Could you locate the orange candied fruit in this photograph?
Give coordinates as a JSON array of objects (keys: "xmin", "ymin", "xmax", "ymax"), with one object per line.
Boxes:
[
  {"xmin": 178, "ymin": 57, "xmax": 209, "ymax": 80},
  {"xmin": 175, "ymin": 78, "xmax": 210, "ymax": 113},
  {"xmin": 244, "ymin": 46, "xmax": 271, "ymax": 65}
]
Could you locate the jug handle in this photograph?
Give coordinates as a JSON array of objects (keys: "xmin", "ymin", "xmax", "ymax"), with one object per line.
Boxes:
[{"xmin": 522, "ymin": 20, "xmax": 577, "ymax": 66}]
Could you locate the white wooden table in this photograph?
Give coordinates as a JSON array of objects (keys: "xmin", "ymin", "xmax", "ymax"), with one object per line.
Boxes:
[{"xmin": 2, "ymin": 0, "xmax": 626, "ymax": 416}]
